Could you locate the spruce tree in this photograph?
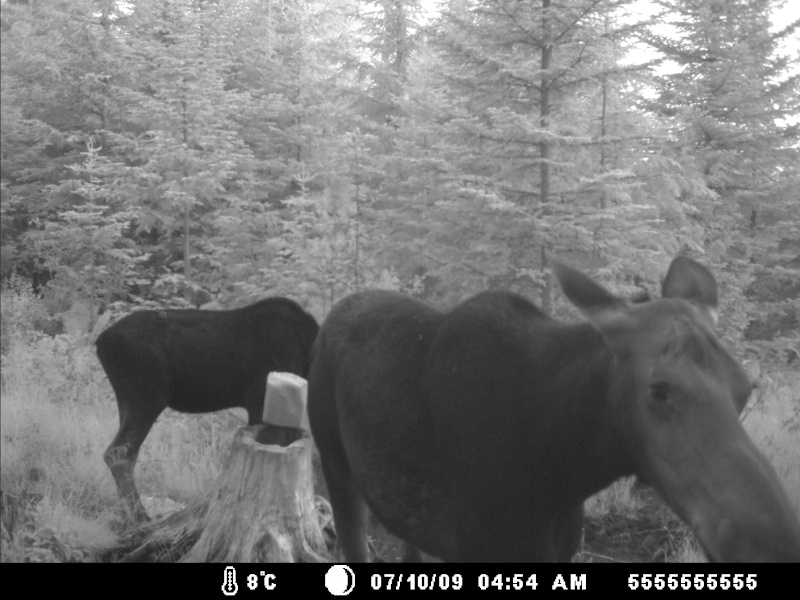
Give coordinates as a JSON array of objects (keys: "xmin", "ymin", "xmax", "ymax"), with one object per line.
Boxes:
[{"xmin": 643, "ymin": 0, "xmax": 800, "ymax": 359}]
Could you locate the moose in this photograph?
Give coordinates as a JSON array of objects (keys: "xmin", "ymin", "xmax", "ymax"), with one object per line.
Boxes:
[
  {"xmin": 308, "ymin": 255, "xmax": 800, "ymax": 562},
  {"xmin": 96, "ymin": 297, "xmax": 319, "ymax": 522}
]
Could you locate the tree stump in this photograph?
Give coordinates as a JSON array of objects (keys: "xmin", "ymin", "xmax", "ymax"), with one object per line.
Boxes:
[{"xmin": 108, "ymin": 424, "xmax": 330, "ymax": 563}]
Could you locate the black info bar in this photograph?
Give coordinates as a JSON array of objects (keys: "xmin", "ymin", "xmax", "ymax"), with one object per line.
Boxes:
[{"xmin": 5, "ymin": 563, "xmax": 792, "ymax": 600}]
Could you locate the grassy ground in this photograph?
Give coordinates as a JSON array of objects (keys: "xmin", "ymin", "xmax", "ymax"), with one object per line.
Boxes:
[
  {"xmin": 0, "ymin": 319, "xmax": 240, "ymax": 562},
  {"xmin": 2, "ymin": 287, "xmax": 798, "ymax": 562}
]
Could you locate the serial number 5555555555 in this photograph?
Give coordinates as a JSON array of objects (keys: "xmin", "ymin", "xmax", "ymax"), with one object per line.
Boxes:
[{"xmin": 629, "ymin": 573, "xmax": 756, "ymax": 591}]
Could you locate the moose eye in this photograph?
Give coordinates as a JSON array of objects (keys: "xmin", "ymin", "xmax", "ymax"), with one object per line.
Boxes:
[{"xmin": 650, "ymin": 382, "xmax": 670, "ymax": 402}]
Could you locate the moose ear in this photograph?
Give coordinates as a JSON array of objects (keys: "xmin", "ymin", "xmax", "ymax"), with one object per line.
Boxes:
[
  {"xmin": 546, "ymin": 253, "xmax": 626, "ymax": 323},
  {"xmin": 662, "ymin": 256, "xmax": 719, "ymax": 326}
]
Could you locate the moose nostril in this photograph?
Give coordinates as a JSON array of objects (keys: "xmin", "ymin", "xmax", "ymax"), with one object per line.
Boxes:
[{"xmin": 650, "ymin": 383, "xmax": 669, "ymax": 402}]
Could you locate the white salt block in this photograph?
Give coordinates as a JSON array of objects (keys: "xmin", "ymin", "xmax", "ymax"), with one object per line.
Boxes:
[{"xmin": 263, "ymin": 371, "xmax": 309, "ymax": 431}]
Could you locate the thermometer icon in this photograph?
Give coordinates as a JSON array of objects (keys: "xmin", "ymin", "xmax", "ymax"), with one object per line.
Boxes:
[{"xmin": 222, "ymin": 566, "xmax": 238, "ymax": 596}]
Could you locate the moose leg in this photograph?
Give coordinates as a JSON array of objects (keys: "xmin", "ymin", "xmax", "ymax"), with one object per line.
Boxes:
[
  {"xmin": 104, "ymin": 404, "xmax": 163, "ymax": 523},
  {"xmin": 553, "ymin": 505, "xmax": 585, "ymax": 562},
  {"xmin": 402, "ymin": 543, "xmax": 422, "ymax": 563},
  {"xmin": 323, "ymin": 461, "xmax": 371, "ymax": 562}
]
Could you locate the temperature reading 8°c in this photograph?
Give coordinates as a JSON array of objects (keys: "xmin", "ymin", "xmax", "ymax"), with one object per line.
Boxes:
[{"xmin": 247, "ymin": 572, "xmax": 277, "ymax": 590}]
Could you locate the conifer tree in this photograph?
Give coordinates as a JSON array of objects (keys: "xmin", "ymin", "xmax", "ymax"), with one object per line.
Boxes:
[
  {"xmin": 643, "ymin": 0, "xmax": 800, "ymax": 359},
  {"xmin": 380, "ymin": 0, "xmax": 675, "ymax": 307}
]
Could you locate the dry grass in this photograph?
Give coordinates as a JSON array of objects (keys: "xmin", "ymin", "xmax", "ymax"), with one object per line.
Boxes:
[
  {"xmin": 0, "ymin": 325, "xmax": 238, "ymax": 562},
  {"xmin": 741, "ymin": 371, "xmax": 800, "ymax": 514}
]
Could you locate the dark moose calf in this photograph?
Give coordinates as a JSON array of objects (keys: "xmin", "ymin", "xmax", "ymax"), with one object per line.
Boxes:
[
  {"xmin": 96, "ymin": 297, "xmax": 319, "ymax": 523},
  {"xmin": 308, "ymin": 255, "xmax": 800, "ymax": 562}
]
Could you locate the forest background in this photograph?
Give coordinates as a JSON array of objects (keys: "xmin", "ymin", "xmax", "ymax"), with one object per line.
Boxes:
[
  {"xmin": 0, "ymin": 0, "xmax": 798, "ymax": 563},
  {"xmin": 1, "ymin": 0, "xmax": 798, "ymax": 353}
]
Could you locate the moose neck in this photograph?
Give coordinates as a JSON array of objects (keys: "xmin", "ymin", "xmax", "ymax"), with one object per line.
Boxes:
[{"xmin": 518, "ymin": 321, "xmax": 634, "ymax": 508}]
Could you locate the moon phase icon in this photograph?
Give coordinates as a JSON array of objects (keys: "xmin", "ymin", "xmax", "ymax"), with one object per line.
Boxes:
[{"xmin": 324, "ymin": 565, "xmax": 355, "ymax": 596}]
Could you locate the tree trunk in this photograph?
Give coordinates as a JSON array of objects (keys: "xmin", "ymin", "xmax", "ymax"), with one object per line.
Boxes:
[
  {"xmin": 107, "ymin": 424, "xmax": 330, "ymax": 563},
  {"xmin": 541, "ymin": 244, "xmax": 553, "ymax": 316},
  {"xmin": 539, "ymin": 0, "xmax": 551, "ymax": 206}
]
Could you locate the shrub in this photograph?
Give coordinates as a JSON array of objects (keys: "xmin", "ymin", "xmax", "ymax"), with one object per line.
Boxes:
[{"xmin": 0, "ymin": 275, "xmax": 62, "ymax": 356}]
